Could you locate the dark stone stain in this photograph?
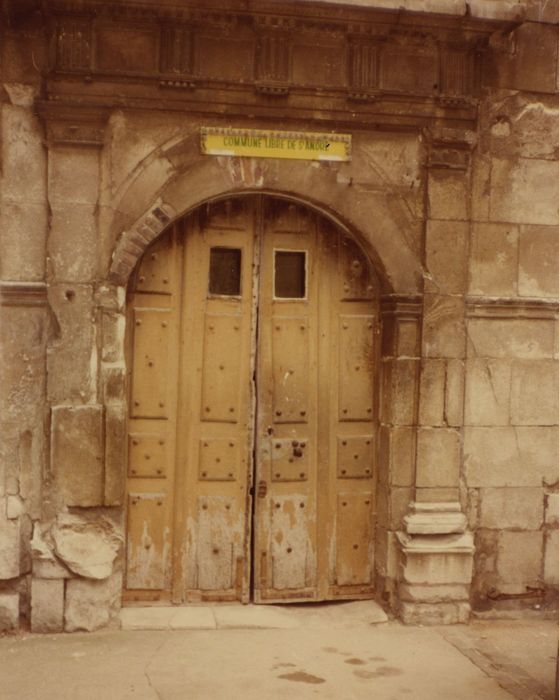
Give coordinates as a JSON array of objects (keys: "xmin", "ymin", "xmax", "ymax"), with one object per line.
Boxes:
[
  {"xmin": 274, "ymin": 663, "xmax": 296, "ymax": 669},
  {"xmin": 369, "ymin": 656, "xmax": 387, "ymax": 662},
  {"xmin": 322, "ymin": 647, "xmax": 338, "ymax": 653},
  {"xmin": 278, "ymin": 672, "xmax": 326, "ymax": 684},
  {"xmin": 345, "ymin": 658, "xmax": 367, "ymax": 665}
]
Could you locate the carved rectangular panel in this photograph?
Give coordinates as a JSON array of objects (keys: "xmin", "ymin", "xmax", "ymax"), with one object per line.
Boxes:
[
  {"xmin": 337, "ymin": 436, "xmax": 374, "ymax": 479},
  {"xmin": 56, "ymin": 19, "xmax": 92, "ymax": 71},
  {"xmin": 272, "ymin": 317, "xmax": 309, "ymax": 423},
  {"xmin": 292, "ymin": 37, "xmax": 345, "ymax": 87},
  {"xmin": 380, "ymin": 48, "xmax": 437, "ymax": 95},
  {"xmin": 96, "ymin": 25, "xmax": 158, "ymax": 73},
  {"xmin": 198, "ymin": 438, "xmax": 239, "ymax": 481},
  {"xmin": 338, "ymin": 315, "xmax": 375, "ymax": 421},
  {"xmin": 269, "ymin": 438, "xmax": 309, "ymax": 482},
  {"xmin": 335, "ymin": 493, "xmax": 372, "ymax": 586},
  {"xmin": 128, "ymin": 433, "xmax": 168, "ymax": 479},
  {"xmin": 441, "ymin": 49, "xmax": 471, "ymax": 96},
  {"xmin": 160, "ymin": 26, "xmax": 193, "ymax": 75},
  {"xmin": 348, "ymin": 39, "xmax": 379, "ymax": 93},
  {"xmin": 256, "ymin": 29, "xmax": 290, "ymax": 92},
  {"xmin": 134, "ymin": 237, "xmax": 173, "ymax": 294},
  {"xmin": 130, "ymin": 309, "xmax": 171, "ymax": 419},
  {"xmin": 197, "ymin": 496, "xmax": 237, "ymax": 590},
  {"xmin": 126, "ymin": 493, "xmax": 168, "ymax": 590},
  {"xmin": 271, "ymin": 496, "xmax": 312, "ymax": 590},
  {"xmin": 200, "ymin": 314, "xmax": 243, "ymax": 423},
  {"xmin": 196, "ymin": 35, "xmax": 254, "ymax": 82},
  {"xmin": 339, "ymin": 236, "xmax": 377, "ymax": 301}
]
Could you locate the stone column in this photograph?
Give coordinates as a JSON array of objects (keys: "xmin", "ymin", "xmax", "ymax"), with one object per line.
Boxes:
[{"xmin": 397, "ymin": 132, "xmax": 475, "ymax": 625}]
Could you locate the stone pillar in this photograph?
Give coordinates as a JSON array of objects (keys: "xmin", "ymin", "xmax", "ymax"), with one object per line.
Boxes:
[
  {"xmin": 0, "ymin": 86, "xmax": 49, "ymax": 631},
  {"xmin": 397, "ymin": 132, "xmax": 475, "ymax": 624},
  {"xmin": 376, "ymin": 296, "xmax": 421, "ymax": 607},
  {"xmin": 28, "ymin": 105, "xmax": 123, "ymax": 632}
]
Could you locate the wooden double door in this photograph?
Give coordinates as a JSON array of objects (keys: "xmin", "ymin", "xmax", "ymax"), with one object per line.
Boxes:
[{"xmin": 124, "ymin": 196, "xmax": 379, "ymax": 604}]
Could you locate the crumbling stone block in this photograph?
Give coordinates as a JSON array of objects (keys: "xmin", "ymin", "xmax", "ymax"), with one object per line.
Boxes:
[
  {"xmin": 51, "ymin": 514, "xmax": 121, "ymax": 580},
  {"xmin": 31, "ymin": 579, "xmax": 64, "ymax": 633},
  {"xmin": 65, "ymin": 573, "xmax": 122, "ymax": 632},
  {"xmin": 0, "ymin": 514, "xmax": 20, "ymax": 580},
  {"xmin": 0, "ymin": 592, "xmax": 19, "ymax": 632},
  {"xmin": 51, "ymin": 405, "xmax": 103, "ymax": 507}
]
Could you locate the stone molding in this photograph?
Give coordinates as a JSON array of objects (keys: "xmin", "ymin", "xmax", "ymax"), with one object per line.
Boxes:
[
  {"xmin": 41, "ymin": 1, "xmax": 515, "ymax": 130},
  {"xmin": 0, "ymin": 281, "xmax": 48, "ymax": 307},
  {"xmin": 466, "ymin": 297, "xmax": 559, "ymax": 319},
  {"xmin": 380, "ymin": 295, "xmax": 423, "ymax": 319},
  {"xmin": 404, "ymin": 501, "xmax": 467, "ymax": 535},
  {"xmin": 36, "ymin": 103, "xmax": 110, "ymax": 147}
]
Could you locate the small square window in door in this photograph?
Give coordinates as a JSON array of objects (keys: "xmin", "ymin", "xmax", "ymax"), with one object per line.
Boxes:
[
  {"xmin": 209, "ymin": 247, "xmax": 242, "ymax": 296},
  {"xmin": 274, "ymin": 250, "xmax": 306, "ymax": 299}
]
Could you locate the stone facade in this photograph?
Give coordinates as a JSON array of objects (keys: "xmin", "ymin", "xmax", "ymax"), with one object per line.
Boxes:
[{"xmin": 1, "ymin": 0, "xmax": 559, "ymax": 631}]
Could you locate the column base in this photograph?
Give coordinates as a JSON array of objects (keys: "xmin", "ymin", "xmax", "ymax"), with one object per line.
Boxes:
[{"xmin": 397, "ymin": 530, "xmax": 474, "ymax": 625}]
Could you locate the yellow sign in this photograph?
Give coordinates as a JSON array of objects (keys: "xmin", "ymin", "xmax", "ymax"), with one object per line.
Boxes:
[{"xmin": 201, "ymin": 127, "xmax": 351, "ymax": 162}]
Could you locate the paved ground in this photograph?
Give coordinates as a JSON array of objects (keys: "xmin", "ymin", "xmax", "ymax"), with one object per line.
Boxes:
[{"xmin": 0, "ymin": 603, "xmax": 557, "ymax": 700}]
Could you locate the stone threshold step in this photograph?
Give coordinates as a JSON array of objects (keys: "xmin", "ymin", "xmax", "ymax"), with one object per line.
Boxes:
[{"xmin": 120, "ymin": 600, "xmax": 388, "ymax": 631}]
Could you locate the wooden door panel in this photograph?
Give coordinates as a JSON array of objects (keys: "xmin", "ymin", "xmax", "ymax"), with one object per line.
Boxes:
[
  {"xmin": 174, "ymin": 204, "xmax": 255, "ymax": 603},
  {"xmin": 196, "ymin": 496, "xmax": 239, "ymax": 591},
  {"xmin": 125, "ymin": 228, "xmax": 181, "ymax": 601},
  {"xmin": 198, "ymin": 438, "xmax": 240, "ymax": 482},
  {"xmin": 335, "ymin": 492, "xmax": 373, "ymax": 586},
  {"xmin": 338, "ymin": 314, "xmax": 375, "ymax": 422},
  {"xmin": 200, "ymin": 314, "xmax": 244, "ymax": 423},
  {"xmin": 128, "ymin": 433, "xmax": 169, "ymax": 479},
  {"xmin": 338, "ymin": 235, "xmax": 378, "ymax": 301},
  {"xmin": 336, "ymin": 435, "xmax": 375, "ymax": 480},
  {"xmin": 130, "ymin": 308, "xmax": 172, "ymax": 419},
  {"xmin": 126, "ymin": 492, "xmax": 169, "ymax": 590},
  {"xmin": 270, "ymin": 495, "xmax": 313, "ymax": 590},
  {"xmin": 271, "ymin": 317, "xmax": 309, "ymax": 423}
]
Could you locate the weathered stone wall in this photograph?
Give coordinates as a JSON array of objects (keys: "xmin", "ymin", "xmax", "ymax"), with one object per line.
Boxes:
[
  {"xmin": 1, "ymin": 2, "xmax": 559, "ymax": 632},
  {"xmin": 464, "ymin": 21, "xmax": 559, "ymax": 610}
]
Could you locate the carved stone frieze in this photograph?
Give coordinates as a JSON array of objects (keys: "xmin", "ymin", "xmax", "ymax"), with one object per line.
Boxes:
[{"xmin": 42, "ymin": 1, "xmax": 513, "ymax": 130}]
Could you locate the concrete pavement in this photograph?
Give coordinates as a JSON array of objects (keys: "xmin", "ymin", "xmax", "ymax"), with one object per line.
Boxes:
[{"xmin": 0, "ymin": 602, "xmax": 556, "ymax": 700}]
